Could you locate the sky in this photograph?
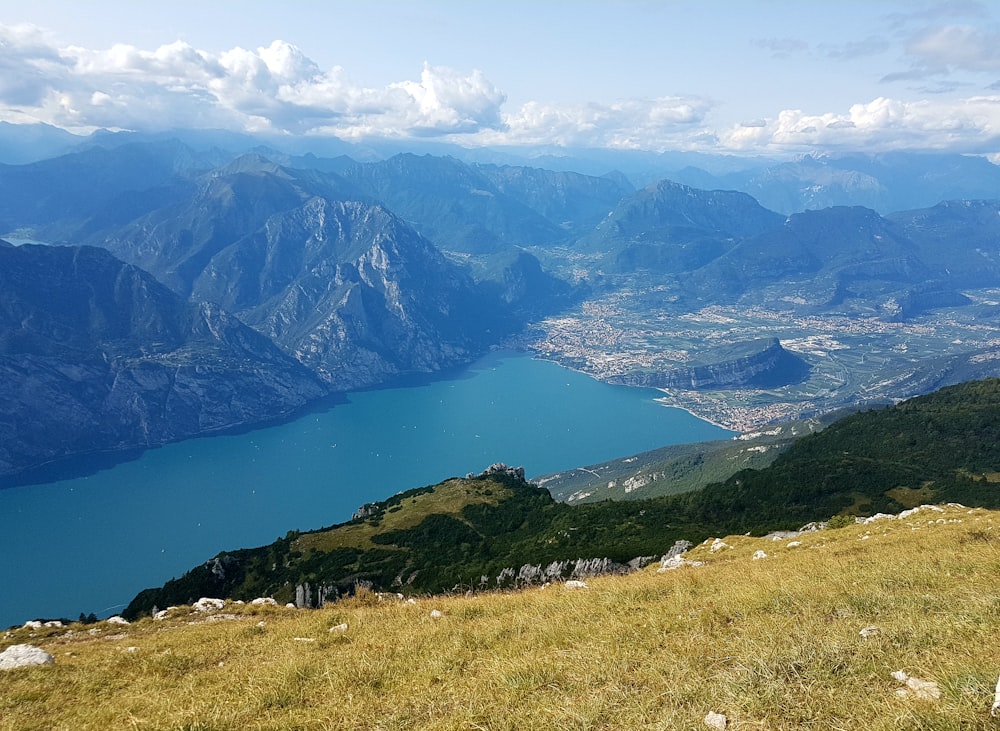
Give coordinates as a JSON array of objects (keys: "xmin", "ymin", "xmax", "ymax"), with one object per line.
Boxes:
[{"xmin": 1, "ymin": 0, "xmax": 1000, "ymax": 157}]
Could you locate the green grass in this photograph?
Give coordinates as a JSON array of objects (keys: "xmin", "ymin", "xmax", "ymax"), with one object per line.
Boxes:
[{"xmin": 4, "ymin": 504, "xmax": 1000, "ymax": 730}]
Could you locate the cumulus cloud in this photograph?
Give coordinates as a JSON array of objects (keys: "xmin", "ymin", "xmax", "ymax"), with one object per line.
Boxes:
[
  {"xmin": 0, "ymin": 25, "xmax": 508, "ymax": 137},
  {"xmin": 719, "ymin": 96, "xmax": 1000, "ymax": 154},
  {"xmin": 1, "ymin": 22, "xmax": 999, "ymax": 156}
]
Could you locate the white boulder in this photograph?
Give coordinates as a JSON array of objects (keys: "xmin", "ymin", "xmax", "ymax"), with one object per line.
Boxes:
[
  {"xmin": 0, "ymin": 644, "xmax": 55, "ymax": 670},
  {"xmin": 193, "ymin": 597, "xmax": 225, "ymax": 612},
  {"xmin": 703, "ymin": 710, "xmax": 727, "ymax": 729},
  {"xmin": 657, "ymin": 557, "xmax": 705, "ymax": 572}
]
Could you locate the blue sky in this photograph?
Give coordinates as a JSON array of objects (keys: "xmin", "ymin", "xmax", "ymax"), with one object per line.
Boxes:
[{"xmin": 1, "ymin": 0, "xmax": 999, "ymax": 156}]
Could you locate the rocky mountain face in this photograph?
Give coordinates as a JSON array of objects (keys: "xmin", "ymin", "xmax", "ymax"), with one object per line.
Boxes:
[
  {"xmin": 73, "ymin": 158, "xmax": 518, "ymax": 390},
  {"xmin": 192, "ymin": 197, "xmax": 511, "ymax": 389},
  {"xmin": 0, "ymin": 244, "xmax": 326, "ymax": 479}
]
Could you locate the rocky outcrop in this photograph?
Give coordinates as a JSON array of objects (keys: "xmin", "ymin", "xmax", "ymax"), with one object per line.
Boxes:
[
  {"xmin": 490, "ymin": 555, "xmax": 660, "ymax": 590},
  {"xmin": 468, "ymin": 463, "xmax": 527, "ymax": 482},
  {"xmin": 607, "ymin": 338, "xmax": 809, "ymax": 390}
]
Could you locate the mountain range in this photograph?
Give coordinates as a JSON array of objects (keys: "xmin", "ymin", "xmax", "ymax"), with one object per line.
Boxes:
[{"xmin": 2, "ymin": 136, "xmax": 1000, "ymax": 479}]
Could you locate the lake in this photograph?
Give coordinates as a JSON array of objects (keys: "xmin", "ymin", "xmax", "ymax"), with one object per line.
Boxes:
[{"xmin": 0, "ymin": 350, "xmax": 731, "ymax": 628}]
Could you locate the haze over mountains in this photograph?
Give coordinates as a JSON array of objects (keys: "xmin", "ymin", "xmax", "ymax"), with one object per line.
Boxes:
[{"xmin": 3, "ymin": 125, "xmax": 1000, "ymax": 480}]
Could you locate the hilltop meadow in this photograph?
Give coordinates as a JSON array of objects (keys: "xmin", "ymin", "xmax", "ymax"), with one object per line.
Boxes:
[{"xmin": 3, "ymin": 504, "xmax": 1000, "ymax": 730}]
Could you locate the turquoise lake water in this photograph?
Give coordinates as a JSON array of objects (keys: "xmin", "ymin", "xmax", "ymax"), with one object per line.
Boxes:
[{"xmin": 0, "ymin": 351, "xmax": 731, "ymax": 627}]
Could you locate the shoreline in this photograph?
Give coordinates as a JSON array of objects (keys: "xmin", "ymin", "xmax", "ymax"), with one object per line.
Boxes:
[
  {"xmin": 525, "ymin": 349, "xmax": 745, "ymax": 433},
  {"xmin": 651, "ymin": 395, "xmax": 741, "ymax": 433}
]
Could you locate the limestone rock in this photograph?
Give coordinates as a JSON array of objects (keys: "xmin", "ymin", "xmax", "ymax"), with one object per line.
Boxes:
[
  {"xmin": 892, "ymin": 670, "xmax": 941, "ymax": 701},
  {"xmin": 709, "ymin": 538, "xmax": 730, "ymax": 553},
  {"xmin": 193, "ymin": 597, "xmax": 225, "ymax": 612},
  {"xmin": 665, "ymin": 540, "xmax": 694, "ymax": 559},
  {"xmin": 703, "ymin": 711, "xmax": 728, "ymax": 729},
  {"xmin": 473, "ymin": 463, "xmax": 527, "ymax": 482},
  {"xmin": 0, "ymin": 644, "xmax": 54, "ymax": 670}
]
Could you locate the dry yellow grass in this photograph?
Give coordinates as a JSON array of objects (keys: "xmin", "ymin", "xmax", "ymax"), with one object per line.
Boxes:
[{"xmin": 3, "ymin": 504, "xmax": 1000, "ymax": 730}]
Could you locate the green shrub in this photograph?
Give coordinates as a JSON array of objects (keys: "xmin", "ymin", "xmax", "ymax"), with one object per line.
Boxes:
[{"xmin": 826, "ymin": 514, "xmax": 856, "ymax": 529}]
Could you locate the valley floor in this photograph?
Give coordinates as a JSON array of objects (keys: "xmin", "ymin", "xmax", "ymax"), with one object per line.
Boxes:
[
  {"xmin": 520, "ymin": 281, "xmax": 1000, "ymax": 431},
  {"xmin": 3, "ymin": 504, "xmax": 999, "ymax": 730}
]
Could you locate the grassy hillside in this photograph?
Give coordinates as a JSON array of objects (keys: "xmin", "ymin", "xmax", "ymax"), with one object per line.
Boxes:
[{"xmin": 3, "ymin": 504, "xmax": 999, "ymax": 730}]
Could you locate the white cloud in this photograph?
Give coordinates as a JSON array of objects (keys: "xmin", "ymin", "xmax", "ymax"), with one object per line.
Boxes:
[
  {"xmin": 0, "ymin": 22, "xmax": 999, "ymax": 157},
  {"xmin": 0, "ymin": 25, "xmax": 508, "ymax": 137},
  {"xmin": 0, "ymin": 23, "xmax": 71, "ymax": 107},
  {"xmin": 719, "ymin": 96, "xmax": 1000, "ymax": 153}
]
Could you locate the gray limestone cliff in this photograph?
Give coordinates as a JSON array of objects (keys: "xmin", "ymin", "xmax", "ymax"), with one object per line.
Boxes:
[{"xmin": 607, "ymin": 338, "xmax": 809, "ymax": 390}]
